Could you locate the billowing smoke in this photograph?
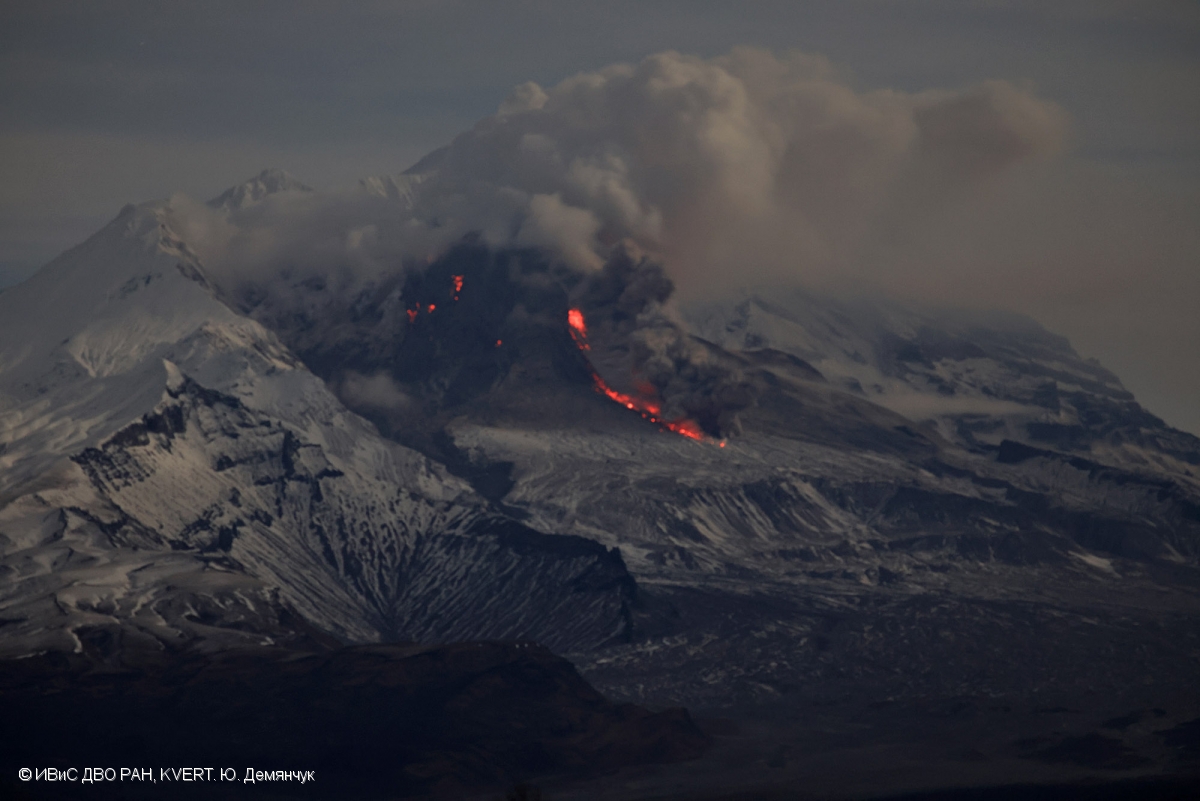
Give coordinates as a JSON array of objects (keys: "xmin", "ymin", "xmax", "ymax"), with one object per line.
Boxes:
[
  {"xmin": 574, "ymin": 246, "xmax": 755, "ymax": 437},
  {"xmin": 177, "ymin": 48, "xmax": 1067, "ymax": 290},
  {"xmin": 396, "ymin": 48, "xmax": 1067, "ymax": 293},
  {"xmin": 166, "ymin": 48, "xmax": 1068, "ymax": 438}
]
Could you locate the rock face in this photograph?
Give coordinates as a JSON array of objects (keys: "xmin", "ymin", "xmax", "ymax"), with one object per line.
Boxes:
[
  {"xmin": 0, "ymin": 202, "xmax": 639, "ymax": 660},
  {"xmin": 62, "ymin": 373, "xmax": 638, "ymax": 652}
]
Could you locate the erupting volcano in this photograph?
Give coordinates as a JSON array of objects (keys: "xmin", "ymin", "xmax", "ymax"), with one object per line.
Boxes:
[{"xmin": 568, "ymin": 308, "xmax": 711, "ymax": 443}]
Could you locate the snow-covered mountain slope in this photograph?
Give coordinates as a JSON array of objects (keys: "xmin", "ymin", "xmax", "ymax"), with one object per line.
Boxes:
[
  {"xmin": 2, "ymin": 170, "xmax": 1198, "ymax": 752},
  {"xmin": 0, "ymin": 181, "xmax": 639, "ymax": 658},
  {"xmin": 684, "ymin": 290, "xmax": 1200, "ymax": 479},
  {"xmin": 208, "ymin": 167, "xmax": 313, "ymax": 210},
  {"xmin": 161, "ymin": 209, "xmax": 1196, "ymax": 723}
]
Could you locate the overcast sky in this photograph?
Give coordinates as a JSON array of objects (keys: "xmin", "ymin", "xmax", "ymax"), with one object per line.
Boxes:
[{"xmin": 1, "ymin": 0, "xmax": 1197, "ymax": 434}]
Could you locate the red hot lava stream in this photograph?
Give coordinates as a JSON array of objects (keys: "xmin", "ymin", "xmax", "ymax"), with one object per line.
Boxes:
[{"xmin": 568, "ymin": 308, "xmax": 717, "ymax": 444}]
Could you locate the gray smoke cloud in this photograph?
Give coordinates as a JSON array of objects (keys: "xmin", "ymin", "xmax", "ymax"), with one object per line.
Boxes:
[
  {"xmin": 163, "ymin": 48, "xmax": 1070, "ymax": 436},
  {"xmin": 401, "ymin": 48, "xmax": 1067, "ymax": 295},
  {"xmin": 174, "ymin": 48, "xmax": 1067, "ymax": 296}
]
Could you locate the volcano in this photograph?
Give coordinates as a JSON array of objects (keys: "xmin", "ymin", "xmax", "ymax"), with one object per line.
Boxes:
[{"xmin": 1, "ymin": 170, "xmax": 1198, "ymax": 799}]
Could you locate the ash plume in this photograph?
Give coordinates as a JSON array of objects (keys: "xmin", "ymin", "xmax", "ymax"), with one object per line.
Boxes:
[
  {"xmin": 394, "ymin": 47, "xmax": 1067, "ymax": 296},
  {"xmin": 175, "ymin": 48, "xmax": 1065, "ymax": 299},
  {"xmin": 160, "ymin": 48, "xmax": 1068, "ymax": 438}
]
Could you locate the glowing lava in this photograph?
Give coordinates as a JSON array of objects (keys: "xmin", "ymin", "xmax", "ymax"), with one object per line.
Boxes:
[
  {"xmin": 567, "ymin": 307, "xmax": 711, "ymax": 443},
  {"xmin": 567, "ymin": 308, "xmax": 589, "ymax": 349}
]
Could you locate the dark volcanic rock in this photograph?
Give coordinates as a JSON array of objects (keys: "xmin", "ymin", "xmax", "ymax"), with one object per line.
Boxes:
[
  {"xmin": 1021, "ymin": 733, "xmax": 1149, "ymax": 770},
  {"xmin": 0, "ymin": 642, "xmax": 709, "ymax": 798}
]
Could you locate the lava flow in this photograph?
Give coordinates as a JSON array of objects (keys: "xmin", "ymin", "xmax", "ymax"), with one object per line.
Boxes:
[
  {"xmin": 567, "ymin": 309, "xmax": 589, "ymax": 349},
  {"xmin": 568, "ymin": 308, "xmax": 709, "ymax": 442}
]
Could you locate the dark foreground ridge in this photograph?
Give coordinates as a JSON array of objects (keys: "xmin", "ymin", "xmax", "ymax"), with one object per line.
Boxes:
[
  {"xmin": 875, "ymin": 777, "xmax": 1200, "ymax": 800},
  {"xmin": 0, "ymin": 642, "xmax": 709, "ymax": 799},
  {"xmin": 642, "ymin": 777, "xmax": 1200, "ymax": 801}
]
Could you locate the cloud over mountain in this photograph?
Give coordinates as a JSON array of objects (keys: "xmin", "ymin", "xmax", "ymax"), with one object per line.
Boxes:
[
  {"xmin": 154, "ymin": 49, "xmax": 1069, "ymax": 438},
  {"xmin": 400, "ymin": 48, "xmax": 1068, "ymax": 292},
  {"xmin": 171, "ymin": 48, "xmax": 1067, "ymax": 300}
]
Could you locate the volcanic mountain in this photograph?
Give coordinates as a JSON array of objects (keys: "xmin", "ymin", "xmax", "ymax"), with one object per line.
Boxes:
[{"xmin": 1, "ymin": 170, "xmax": 1198, "ymax": 798}]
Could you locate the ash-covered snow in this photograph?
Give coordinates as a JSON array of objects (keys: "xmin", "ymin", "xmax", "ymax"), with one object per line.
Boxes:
[
  {"xmin": 0, "ymin": 190, "xmax": 638, "ymax": 658},
  {"xmin": 1, "ymin": 170, "xmax": 1198, "ymax": 733},
  {"xmin": 682, "ymin": 288, "xmax": 1200, "ymax": 483}
]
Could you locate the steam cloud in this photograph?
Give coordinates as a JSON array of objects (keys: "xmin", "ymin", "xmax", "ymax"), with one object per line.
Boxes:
[
  {"xmin": 398, "ymin": 47, "xmax": 1067, "ymax": 291},
  {"xmin": 168, "ymin": 48, "xmax": 1069, "ymax": 436},
  {"xmin": 178, "ymin": 48, "xmax": 1066, "ymax": 291}
]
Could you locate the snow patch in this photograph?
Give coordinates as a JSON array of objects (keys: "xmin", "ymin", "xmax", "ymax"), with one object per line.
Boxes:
[{"xmin": 1069, "ymin": 551, "xmax": 1119, "ymax": 575}]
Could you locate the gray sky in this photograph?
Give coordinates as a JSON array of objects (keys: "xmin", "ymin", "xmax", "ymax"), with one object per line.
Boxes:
[{"xmin": 1, "ymin": 0, "xmax": 1197, "ymax": 434}]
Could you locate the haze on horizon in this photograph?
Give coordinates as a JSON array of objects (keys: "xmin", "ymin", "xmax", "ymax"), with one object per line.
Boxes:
[{"xmin": 1, "ymin": 1, "xmax": 1197, "ymax": 435}]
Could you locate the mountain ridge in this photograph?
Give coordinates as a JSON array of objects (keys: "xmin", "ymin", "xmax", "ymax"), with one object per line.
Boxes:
[{"xmin": 1, "ymin": 170, "xmax": 1197, "ymax": 796}]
